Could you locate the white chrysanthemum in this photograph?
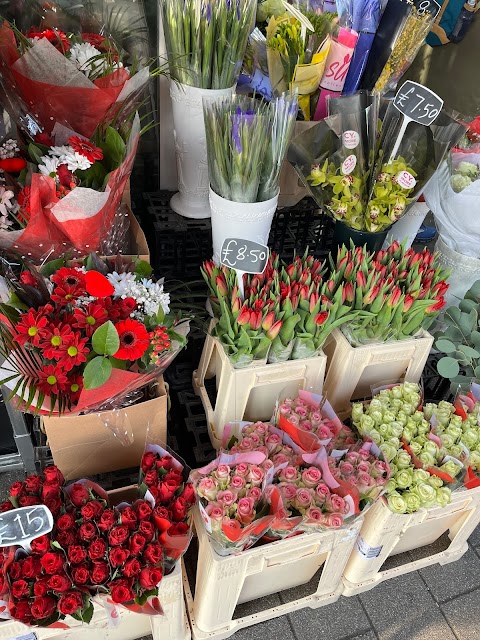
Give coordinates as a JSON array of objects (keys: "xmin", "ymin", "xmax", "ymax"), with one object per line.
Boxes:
[
  {"xmin": 62, "ymin": 151, "xmax": 92, "ymax": 172},
  {"xmin": 49, "ymin": 145, "xmax": 71, "ymax": 159},
  {"xmin": 38, "ymin": 156, "xmax": 60, "ymax": 178},
  {"xmin": 107, "ymin": 271, "xmax": 137, "ymax": 297},
  {"xmin": 106, "ymin": 273, "xmax": 170, "ymax": 318},
  {"xmin": 69, "ymin": 42, "xmax": 105, "ymax": 78}
]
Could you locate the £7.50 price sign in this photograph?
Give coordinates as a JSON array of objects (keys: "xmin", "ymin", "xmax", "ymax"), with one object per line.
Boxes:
[
  {"xmin": 393, "ymin": 80, "xmax": 444, "ymax": 127},
  {"xmin": 0, "ymin": 505, "xmax": 53, "ymax": 552}
]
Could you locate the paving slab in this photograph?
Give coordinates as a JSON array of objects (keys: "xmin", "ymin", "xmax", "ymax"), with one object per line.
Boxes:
[
  {"xmin": 234, "ymin": 594, "xmax": 283, "ymax": 619},
  {"xmin": 442, "ymin": 588, "xmax": 480, "ymax": 640},
  {"xmin": 230, "ymin": 613, "xmax": 295, "ymax": 640},
  {"xmin": 468, "ymin": 524, "xmax": 480, "ymax": 548},
  {"xmin": 341, "ymin": 633, "xmax": 377, "ymax": 640},
  {"xmin": 359, "ymin": 571, "xmax": 456, "ymax": 640},
  {"xmin": 287, "ymin": 596, "xmax": 371, "ymax": 640},
  {"xmin": 0, "ymin": 470, "xmax": 24, "ymax": 496},
  {"xmin": 416, "ymin": 547, "xmax": 480, "ymax": 603}
]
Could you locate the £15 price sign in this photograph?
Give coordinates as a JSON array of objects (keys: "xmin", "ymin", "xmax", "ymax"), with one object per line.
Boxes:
[{"xmin": 0, "ymin": 505, "xmax": 53, "ymax": 552}]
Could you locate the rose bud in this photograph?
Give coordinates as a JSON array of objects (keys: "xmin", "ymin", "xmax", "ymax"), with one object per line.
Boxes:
[
  {"xmin": 108, "ymin": 525, "xmax": 129, "ymax": 547},
  {"xmin": 22, "ymin": 556, "xmax": 42, "ymax": 579},
  {"xmin": 141, "ymin": 451, "xmax": 157, "ymax": 471},
  {"xmin": 123, "ymin": 557, "xmax": 142, "ymax": 578},
  {"xmin": 69, "ymin": 483, "xmax": 89, "ymax": 507},
  {"xmin": 8, "ymin": 561, "xmax": 22, "ymax": 580},
  {"xmin": 40, "ymin": 551, "xmax": 64, "ymax": 575},
  {"xmin": 135, "ymin": 501, "xmax": 153, "ymax": 521},
  {"xmin": 144, "ymin": 470, "xmax": 157, "ymax": 487},
  {"xmin": 12, "ymin": 600, "xmax": 32, "ymax": 624},
  {"xmin": 97, "ymin": 508, "xmax": 116, "ymax": 533},
  {"xmin": 44, "ymin": 466, "xmax": 64, "ymax": 486},
  {"xmin": 9, "ymin": 481, "xmax": 25, "ymax": 497},
  {"xmin": 139, "ymin": 566, "xmax": 163, "ymax": 590},
  {"xmin": 81, "ymin": 500, "xmax": 103, "ymax": 521},
  {"xmin": 143, "ymin": 542, "xmax": 163, "ymax": 565},
  {"xmin": 109, "ymin": 547, "xmax": 130, "ymax": 567},
  {"xmin": 31, "ymin": 595, "xmax": 56, "ymax": 620},
  {"xmin": 157, "ymin": 483, "xmax": 175, "ymax": 504},
  {"xmin": 180, "ymin": 483, "xmax": 196, "ymax": 505},
  {"xmin": 0, "ymin": 501, "xmax": 13, "ymax": 513},
  {"xmin": 68, "ymin": 545, "xmax": 87, "ymax": 565},
  {"xmin": 91, "ymin": 561, "xmax": 110, "ymax": 584},
  {"xmin": 109, "ymin": 578, "xmax": 134, "ymax": 603},
  {"xmin": 31, "ymin": 534, "xmax": 50, "ymax": 555},
  {"xmin": 156, "ymin": 456, "xmax": 173, "ymax": 472},
  {"xmin": 138, "ymin": 520, "xmax": 155, "ymax": 542},
  {"xmin": 56, "ymin": 530, "xmax": 77, "ymax": 547},
  {"xmin": 164, "ymin": 471, "xmax": 183, "ymax": 486},
  {"xmin": 121, "ymin": 507, "xmax": 138, "ymax": 530},
  {"xmin": 71, "ymin": 563, "xmax": 90, "ymax": 585},
  {"xmin": 170, "ymin": 497, "xmax": 187, "ymax": 522},
  {"xmin": 58, "ymin": 590, "xmax": 83, "ymax": 616},
  {"xmin": 129, "ymin": 532, "xmax": 146, "ymax": 556},
  {"xmin": 33, "ymin": 576, "xmax": 50, "ymax": 597},
  {"xmin": 24, "ymin": 474, "xmax": 42, "ymax": 494},
  {"xmin": 11, "ymin": 579, "xmax": 29, "ymax": 599},
  {"xmin": 79, "ymin": 522, "xmax": 98, "ymax": 542},
  {"xmin": 88, "ymin": 539, "xmax": 107, "ymax": 561},
  {"xmin": 47, "ymin": 573, "xmax": 72, "ymax": 592},
  {"xmin": 169, "ymin": 522, "xmax": 189, "ymax": 536},
  {"xmin": 57, "ymin": 513, "xmax": 76, "ymax": 531},
  {"xmin": 19, "ymin": 495, "xmax": 41, "ymax": 507},
  {"xmin": 42, "ymin": 484, "xmax": 60, "ymax": 502}
]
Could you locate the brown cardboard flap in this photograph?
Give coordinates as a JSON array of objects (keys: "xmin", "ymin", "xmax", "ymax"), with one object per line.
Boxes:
[
  {"xmin": 108, "ymin": 485, "xmax": 139, "ymax": 507},
  {"xmin": 43, "ymin": 378, "xmax": 167, "ymax": 481},
  {"xmin": 121, "ymin": 206, "xmax": 149, "ymax": 263}
]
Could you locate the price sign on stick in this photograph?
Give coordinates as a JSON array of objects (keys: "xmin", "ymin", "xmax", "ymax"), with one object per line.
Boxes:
[
  {"xmin": 221, "ymin": 238, "xmax": 269, "ymax": 299},
  {"xmin": 389, "ymin": 81, "xmax": 444, "ymax": 162},
  {"xmin": 0, "ymin": 506, "xmax": 53, "ymax": 552}
]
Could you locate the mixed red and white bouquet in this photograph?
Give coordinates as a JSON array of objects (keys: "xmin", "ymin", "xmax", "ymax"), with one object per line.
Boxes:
[
  {"xmin": 140, "ymin": 444, "xmax": 196, "ymax": 573},
  {"xmin": 0, "ymin": 19, "xmax": 152, "ymax": 139},
  {"xmin": 0, "ymin": 465, "xmax": 179, "ymax": 627},
  {"xmin": 0, "ymin": 257, "xmax": 189, "ymax": 416}
]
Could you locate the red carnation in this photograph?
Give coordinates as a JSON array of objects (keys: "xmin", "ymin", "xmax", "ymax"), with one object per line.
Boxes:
[
  {"xmin": 69, "ymin": 483, "xmax": 89, "ymax": 507},
  {"xmin": 31, "ymin": 534, "xmax": 50, "ymax": 555},
  {"xmin": 22, "ymin": 556, "xmax": 42, "ymax": 579},
  {"xmin": 57, "ymin": 513, "xmax": 75, "ymax": 531},
  {"xmin": 58, "ymin": 590, "xmax": 84, "ymax": 616},
  {"xmin": 47, "ymin": 573, "xmax": 72, "ymax": 592},
  {"xmin": 11, "ymin": 579, "xmax": 29, "ymax": 599},
  {"xmin": 108, "ymin": 525, "xmax": 129, "ymax": 547},
  {"xmin": 97, "ymin": 509, "xmax": 116, "ymax": 532},
  {"xmin": 139, "ymin": 566, "xmax": 162, "ymax": 590},
  {"xmin": 19, "ymin": 495, "xmax": 41, "ymax": 507},
  {"xmin": 143, "ymin": 542, "xmax": 163, "ymax": 565},
  {"xmin": 135, "ymin": 501, "xmax": 153, "ymax": 521},
  {"xmin": 141, "ymin": 451, "xmax": 156, "ymax": 471},
  {"xmin": 71, "ymin": 564, "xmax": 90, "ymax": 585},
  {"xmin": 31, "ymin": 595, "xmax": 56, "ymax": 620},
  {"xmin": 68, "ymin": 136, "xmax": 103, "ymax": 163},
  {"xmin": 109, "ymin": 546, "xmax": 130, "ymax": 567},
  {"xmin": 24, "ymin": 474, "xmax": 42, "ymax": 494},
  {"xmin": 11, "ymin": 599, "xmax": 32, "ymax": 624},
  {"xmin": 114, "ymin": 319, "xmax": 150, "ymax": 361},
  {"xmin": 44, "ymin": 466, "xmax": 64, "ymax": 485},
  {"xmin": 121, "ymin": 506, "xmax": 138, "ymax": 530},
  {"xmin": 109, "ymin": 579, "xmax": 134, "ymax": 603},
  {"xmin": 138, "ymin": 520, "xmax": 155, "ymax": 542},
  {"xmin": 68, "ymin": 545, "xmax": 87, "ymax": 565},
  {"xmin": 81, "ymin": 500, "xmax": 103, "ymax": 521},
  {"xmin": 40, "ymin": 552, "xmax": 64, "ymax": 575},
  {"xmin": 88, "ymin": 539, "xmax": 107, "ymax": 561},
  {"xmin": 91, "ymin": 561, "xmax": 110, "ymax": 584},
  {"xmin": 128, "ymin": 532, "xmax": 146, "ymax": 556},
  {"xmin": 9, "ymin": 481, "xmax": 25, "ymax": 497},
  {"xmin": 123, "ymin": 557, "xmax": 142, "ymax": 578},
  {"xmin": 79, "ymin": 522, "xmax": 97, "ymax": 542}
]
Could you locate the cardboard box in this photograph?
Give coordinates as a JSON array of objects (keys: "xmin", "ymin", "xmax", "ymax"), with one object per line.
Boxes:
[{"xmin": 42, "ymin": 378, "xmax": 167, "ymax": 481}]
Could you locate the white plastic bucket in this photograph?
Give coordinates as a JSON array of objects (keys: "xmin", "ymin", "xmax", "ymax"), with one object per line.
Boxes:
[
  {"xmin": 435, "ymin": 235, "xmax": 480, "ymax": 307},
  {"xmin": 169, "ymin": 82, "xmax": 234, "ymax": 219},
  {"xmin": 209, "ymin": 187, "xmax": 279, "ymax": 264}
]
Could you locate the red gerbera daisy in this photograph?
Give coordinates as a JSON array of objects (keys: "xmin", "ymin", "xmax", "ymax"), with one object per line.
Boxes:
[
  {"xmin": 37, "ymin": 364, "xmax": 68, "ymax": 396},
  {"xmin": 114, "ymin": 319, "xmax": 150, "ymax": 361},
  {"xmin": 56, "ymin": 334, "xmax": 90, "ymax": 371},
  {"xmin": 17, "ymin": 186, "xmax": 32, "ymax": 224},
  {"xmin": 39, "ymin": 324, "xmax": 74, "ymax": 360},
  {"xmin": 51, "ymin": 267, "xmax": 86, "ymax": 290},
  {"xmin": 68, "ymin": 136, "xmax": 103, "ymax": 163},
  {"xmin": 66, "ymin": 374, "xmax": 83, "ymax": 404},
  {"xmin": 26, "ymin": 28, "xmax": 70, "ymax": 53},
  {"xmin": 14, "ymin": 309, "xmax": 50, "ymax": 347},
  {"xmin": 73, "ymin": 302, "xmax": 109, "ymax": 337}
]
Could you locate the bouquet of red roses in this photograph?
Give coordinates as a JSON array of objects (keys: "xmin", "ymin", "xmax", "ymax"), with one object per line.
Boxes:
[
  {"xmin": 0, "ymin": 256, "xmax": 189, "ymax": 418},
  {"xmin": 139, "ymin": 444, "xmax": 196, "ymax": 573}
]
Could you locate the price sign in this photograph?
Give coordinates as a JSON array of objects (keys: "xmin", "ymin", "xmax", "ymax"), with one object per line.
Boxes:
[
  {"xmin": 0, "ymin": 506, "xmax": 53, "ymax": 552},
  {"xmin": 393, "ymin": 81, "xmax": 444, "ymax": 126},
  {"xmin": 221, "ymin": 239, "xmax": 269, "ymax": 275},
  {"xmin": 415, "ymin": 0, "xmax": 441, "ymax": 17}
]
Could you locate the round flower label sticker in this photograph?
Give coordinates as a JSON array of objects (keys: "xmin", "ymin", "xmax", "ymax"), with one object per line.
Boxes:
[
  {"xmin": 342, "ymin": 155, "xmax": 357, "ymax": 175},
  {"xmin": 396, "ymin": 170, "xmax": 417, "ymax": 190},
  {"xmin": 342, "ymin": 130, "xmax": 360, "ymax": 150}
]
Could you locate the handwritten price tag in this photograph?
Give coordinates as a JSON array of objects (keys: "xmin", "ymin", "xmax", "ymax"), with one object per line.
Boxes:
[
  {"xmin": 415, "ymin": 0, "xmax": 441, "ymax": 17},
  {"xmin": 0, "ymin": 506, "xmax": 53, "ymax": 552},
  {"xmin": 221, "ymin": 238, "xmax": 269, "ymax": 275},
  {"xmin": 393, "ymin": 81, "xmax": 444, "ymax": 126}
]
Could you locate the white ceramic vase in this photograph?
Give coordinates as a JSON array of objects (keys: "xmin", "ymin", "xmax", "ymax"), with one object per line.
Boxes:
[
  {"xmin": 209, "ymin": 188, "xmax": 279, "ymax": 264},
  {"xmin": 169, "ymin": 82, "xmax": 234, "ymax": 219}
]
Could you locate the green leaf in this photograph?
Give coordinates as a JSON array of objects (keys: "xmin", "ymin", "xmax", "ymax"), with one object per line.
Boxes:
[
  {"xmin": 92, "ymin": 321, "xmax": 120, "ymax": 356},
  {"xmin": 100, "ymin": 126, "xmax": 126, "ymax": 171},
  {"xmin": 435, "ymin": 339, "xmax": 456, "ymax": 354},
  {"xmin": 40, "ymin": 258, "xmax": 66, "ymax": 278},
  {"xmin": 471, "ymin": 331, "xmax": 480, "ymax": 348},
  {"xmin": 437, "ymin": 356, "xmax": 461, "ymax": 379},
  {"xmin": 76, "ymin": 161, "xmax": 108, "ymax": 190},
  {"xmin": 109, "ymin": 356, "xmax": 127, "ymax": 370},
  {"xmin": 83, "ymin": 357, "xmax": 112, "ymax": 390},
  {"xmin": 51, "ymin": 540, "xmax": 63, "ymax": 550},
  {"xmin": 459, "ymin": 298, "xmax": 478, "ymax": 314},
  {"xmin": 134, "ymin": 259, "xmax": 153, "ymax": 278},
  {"xmin": 475, "ymin": 365, "xmax": 480, "ymax": 378},
  {"xmin": 466, "ymin": 280, "xmax": 480, "ymax": 302},
  {"xmin": 81, "ymin": 602, "xmax": 94, "ymax": 624},
  {"xmin": 28, "ymin": 143, "xmax": 44, "ymax": 165},
  {"xmin": 458, "ymin": 344, "xmax": 480, "ymax": 360}
]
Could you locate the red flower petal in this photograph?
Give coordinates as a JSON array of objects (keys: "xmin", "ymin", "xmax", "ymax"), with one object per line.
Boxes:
[
  {"xmin": 84, "ymin": 271, "xmax": 114, "ymax": 298},
  {"xmin": 0, "ymin": 158, "xmax": 27, "ymax": 173}
]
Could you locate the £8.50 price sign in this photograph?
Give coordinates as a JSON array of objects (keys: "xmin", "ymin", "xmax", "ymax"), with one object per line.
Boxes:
[
  {"xmin": 221, "ymin": 238, "xmax": 269, "ymax": 275},
  {"xmin": 0, "ymin": 505, "xmax": 53, "ymax": 552}
]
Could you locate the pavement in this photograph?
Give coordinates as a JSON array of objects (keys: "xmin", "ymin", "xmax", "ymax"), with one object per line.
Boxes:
[{"xmin": 1, "ymin": 469, "xmax": 480, "ymax": 640}]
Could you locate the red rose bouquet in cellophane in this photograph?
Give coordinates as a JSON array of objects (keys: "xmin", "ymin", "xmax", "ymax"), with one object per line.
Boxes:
[
  {"xmin": 0, "ymin": 256, "xmax": 189, "ymax": 442},
  {"xmin": 0, "ymin": 466, "xmax": 171, "ymax": 628}
]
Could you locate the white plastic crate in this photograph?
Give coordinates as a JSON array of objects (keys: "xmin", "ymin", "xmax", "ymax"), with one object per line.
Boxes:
[
  {"xmin": 323, "ymin": 328, "xmax": 433, "ymax": 418},
  {"xmin": 193, "ymin": 329, "xmax": 327, "ymax": 449},
  {"xmin": 342, "ymin": 486, "xmax": 480, "ymax": 596},
  {"xmin": 0, "ymin": 563, "xmax": 188, "ymax": 640},
  {"xmin": 186, "ymin": 505, "xmax": 362, "ymax": 639}
]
